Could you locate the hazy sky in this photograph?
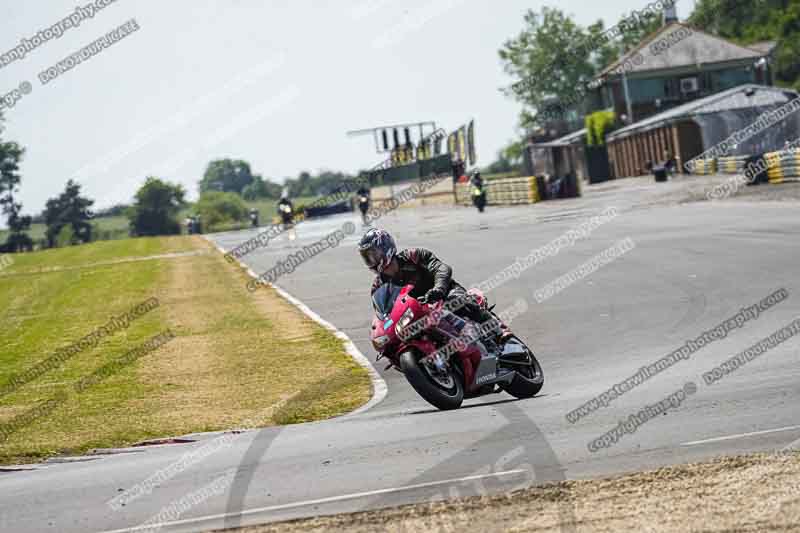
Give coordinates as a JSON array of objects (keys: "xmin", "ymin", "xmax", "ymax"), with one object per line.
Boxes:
[{"xmin": 0, "ymin": 0, "xmax": 697, "ymax": 213}]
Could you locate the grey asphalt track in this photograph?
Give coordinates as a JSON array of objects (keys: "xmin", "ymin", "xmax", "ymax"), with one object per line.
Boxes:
[{"xmin": 2, "ymin": 181, "xmax": 799, "ymax": 533}]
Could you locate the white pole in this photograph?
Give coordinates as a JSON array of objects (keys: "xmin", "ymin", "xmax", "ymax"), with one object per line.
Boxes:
[{"xmin": 622, "ymin": 69, "xmax": 634, "ymax": 123}]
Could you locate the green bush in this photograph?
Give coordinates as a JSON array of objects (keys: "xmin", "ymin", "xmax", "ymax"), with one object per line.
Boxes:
[
  {"xmin": 55, "ymin": 225, "xmax": 76, "ymax": 247},
  {"xmin": 195, "ymin": 191, "xmax": 248, "ymax": 230},
  {"xmin": 128, "ymin": 177, "xmax": 186, "ymax": 237},
  {"xmin": 585, "ymin": 110, "xmax": 616, "ymax": 146}
]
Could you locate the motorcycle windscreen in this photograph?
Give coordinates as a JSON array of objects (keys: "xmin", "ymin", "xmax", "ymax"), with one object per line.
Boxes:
[{"xmin": 372, "ymin": 283, "xmax": 402, "ymax": 319}]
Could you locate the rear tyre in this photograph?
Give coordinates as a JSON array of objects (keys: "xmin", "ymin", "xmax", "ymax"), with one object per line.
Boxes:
[
  {"xmin": 399, "ymin": 351, "xmax": 464, "ymax": 410},
  {"xmin": 502, "ymin": 340, "xmax": 544, "ymax": 399}
]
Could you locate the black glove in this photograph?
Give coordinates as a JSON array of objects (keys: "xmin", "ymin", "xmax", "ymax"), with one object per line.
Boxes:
[{"xmin": 418, "ymin": 288, "xmax": 445, "ymax": 305}]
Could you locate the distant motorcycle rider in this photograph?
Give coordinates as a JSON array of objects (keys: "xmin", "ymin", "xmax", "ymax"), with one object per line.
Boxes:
[
  {"xmin": 470, "ymin": 171, "xmax": 487, "ymax": 213},
  {"xmin": 277, "ymin": 193, "xmax": 294, "ymax": 227},
  {"xmin": 356, "ymin": 184, "xmax": 371, "ymax": 225},
  {"xmin": 358, "ymin": 228, "xmax": 511, "ymax": 344}
]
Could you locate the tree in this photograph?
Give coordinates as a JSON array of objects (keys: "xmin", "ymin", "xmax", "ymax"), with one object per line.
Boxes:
[
  {"xmin": 486, "ymin": 152, "xmax": 515, "ymax": 174},
  {"xmin": 615, "ymin": 9, "xmax": 663, "ymax": 52},
  {"xmin": 92, "ymin": 203, "xmax": 130, "ymax": 218},
  {"xmin": 128, "ymin": 177, "xmax": 186, "ymax": 237},
  {"xmin": 282, "ymin": 170, "xmax": 358, "ymax": 199},
  {"xmin": 242, "ymin": 175, "xmax": 282, "ymax": 200},
  {"xmin": 242, "ymin": 179, "xmax": 265, "ymax": 201},
  {"xmin": 689, "ymin": 0, "xmax": 781, "ymax": 39},
  {"xmin": 2, "ymin": 200, "xmax": 33, "ymax": 253},
  {"xmin": 199, "ymin": 159, "xmax": 255, "ymax": 194},
  {"xmin": 689, "ymin": 0, "xmax": 799, "ymax": 90},
  {"xmin": 500, "ymin": 8, "xmax": 596, "ymax": 128},
  {"xmin": 500, "ymin": 7, "xmax": 663, "ymax": 129},
  {"xmin": 776, "ymin": 2, "xmax": 800, "ymax": 90},
  {"xmin": 43, "ymin": 179, "xmax": 94, "ymax": 247},
  {"xmin": 287, "ymin": 171, "xmax": 313, "ymax": 197},
  {"xmin": 195, "ymin": 191, "xmax": 248, "ymax": 230},
  {"xmin": 485, "ymin": 140, "xmax": 524, "ymax": 174},
  {"xmin": 0, "ymin": 137, "xmax": 32, "ymax": 253}
]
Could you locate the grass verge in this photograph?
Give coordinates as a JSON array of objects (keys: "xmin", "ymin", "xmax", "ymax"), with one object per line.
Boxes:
[{"xmin": 0, "ymin": 235, "xmax": 370, "ymax": 465}]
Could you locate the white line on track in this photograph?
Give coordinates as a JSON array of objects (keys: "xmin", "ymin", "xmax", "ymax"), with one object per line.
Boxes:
[
  {"xmin": 99, "ymin": 469, "xmax": 528, "ymax": 533},
  {"xmin": 681, "ymin": 425, "xmax": 800, "ymax": 447}
]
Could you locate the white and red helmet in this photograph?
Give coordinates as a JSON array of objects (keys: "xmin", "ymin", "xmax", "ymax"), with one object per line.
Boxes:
[{"xmin": 359, "ymin": 228, "xmax": 396, "ymax": 274}]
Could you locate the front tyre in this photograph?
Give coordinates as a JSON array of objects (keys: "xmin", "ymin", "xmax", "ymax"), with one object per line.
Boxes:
[
  {"xmin": 502, "ymin": 342, "xmax": 544, "ymax": 399},
  {"xmin": 399, "ymin": 351, "xmax": 464, "ymax": 410}
]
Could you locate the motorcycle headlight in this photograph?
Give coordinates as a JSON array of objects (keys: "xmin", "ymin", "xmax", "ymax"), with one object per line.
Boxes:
[
  {"xmin": 395, "ymin": 309, "xmax": 415, "ymax": 336},
  {"xmin": 373, "ymin": 335, "xmax": 390, "ymax": 349}
]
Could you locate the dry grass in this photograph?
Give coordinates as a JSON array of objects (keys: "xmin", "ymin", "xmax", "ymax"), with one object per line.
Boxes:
[{"xmin": 137, "ymin": 237, "xmax": 370, "ymax": 433}]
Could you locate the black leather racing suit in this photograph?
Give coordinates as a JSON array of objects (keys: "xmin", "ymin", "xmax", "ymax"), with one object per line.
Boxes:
[{"xmin": 370, "ymin": 248, "xmax": 494, "ymax": 327}]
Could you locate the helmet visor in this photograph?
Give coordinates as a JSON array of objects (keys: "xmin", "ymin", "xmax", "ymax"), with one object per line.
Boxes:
[{"xmin": 360, "ymin": 248, "xmax": 384, "ymax": 272}]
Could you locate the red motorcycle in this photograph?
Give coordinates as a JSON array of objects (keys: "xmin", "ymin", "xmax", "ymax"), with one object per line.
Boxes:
[{"xmin": 370, "ymin": 283, "xmax": 544, "ymax": 410}]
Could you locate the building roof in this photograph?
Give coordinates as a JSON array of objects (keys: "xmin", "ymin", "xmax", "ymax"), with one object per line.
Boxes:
[
  {"xmin": 533, "ymin": 128, "xmax": 587, "ymax": 148},
  {"xmin": 748, "ymin": 41, "xmax": 778, "ymax": 55},
  {"xmin": 598, "ymin": 22, "xmax": 770, "ymax": 79},
  {"xmin": 607, "ymin": 84, "xmax": 800, "ymax": 140}
]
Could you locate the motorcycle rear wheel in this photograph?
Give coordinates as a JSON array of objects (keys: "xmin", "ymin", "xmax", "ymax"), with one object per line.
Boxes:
[{"xmin": 399, "ymin": 351, "xmax": 464, "ymax": 410}]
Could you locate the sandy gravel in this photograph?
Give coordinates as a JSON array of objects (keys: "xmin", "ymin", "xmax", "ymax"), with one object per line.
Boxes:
[{"xmin": 224, "ymin": 451, "xmax": 800, "ymax": 532}]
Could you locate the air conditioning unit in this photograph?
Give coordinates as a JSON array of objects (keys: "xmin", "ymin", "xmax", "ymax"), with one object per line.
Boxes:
[{"xmin": 680, "ymin": 77, "xmax": 699, "ymax": 93}]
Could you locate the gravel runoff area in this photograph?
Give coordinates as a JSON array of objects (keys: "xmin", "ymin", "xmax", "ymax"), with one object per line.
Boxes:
[{"xmin": 223, "ymin": 451, "xmax": 800, "ymax": 532}]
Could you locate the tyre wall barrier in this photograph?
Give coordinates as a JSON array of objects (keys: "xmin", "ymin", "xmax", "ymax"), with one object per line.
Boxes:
[
  {"xmin": 455, "ymin": 176, "xmax": 541, "ymax": 206},
  {"xmin": 717, "ymin": 155, "xmax": 748, "ymax": 174},
  {"xmin": 765, "ymin": 148, "xmax": 800, "ymax": 184},
  {"xmin": 690, "ymin": 159, "xmax": 718, "ymax": 175}
]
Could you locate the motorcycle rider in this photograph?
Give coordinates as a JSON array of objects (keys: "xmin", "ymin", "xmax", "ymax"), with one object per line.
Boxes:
[
  {"xmin": 471, "ymin": 171, "xmax": 484, "ymax": 189},
  {"xmin": 359, "ymin": 228, "xmax": 512, "ymax": 346},
  {"xmin": 277, "ymin": 192, "xmax": 294, "ymax": 226},
  {"xmin": 356, "ymin": 184, "xmax": 371, "ymax": 225},
  {"xmin": 470, "ymin": 171, "xmax": 487, "ymax": 213}
]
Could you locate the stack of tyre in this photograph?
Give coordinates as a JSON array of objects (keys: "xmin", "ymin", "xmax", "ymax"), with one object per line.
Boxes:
[
  {"xmin": 766, "ymin": 148, "xmax": 800, "ymax": 184},
  {"xmin": 717, "ymin": 155, "xmax": 748, "ymax": 174},
  {"xmin": 487, "ymin": 177, "xmax": 532, "ymax": 205},
  {"xmin": 455, "ymin": 182, "xmax": 472, "ymax": 205},
  {"xmin": 691, "ymin": 159, "xmax": 717, "ymax": 175},
  {"xmin": 528, "ymin": 176, "xmax": 541, "ymax": 203}
]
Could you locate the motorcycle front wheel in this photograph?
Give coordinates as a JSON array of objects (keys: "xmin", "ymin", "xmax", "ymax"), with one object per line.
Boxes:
[
  {"xmin": 500, "ymin": 338, "xmax": 544, "ymax": 399},
  {"xmin": 399, "ymin": 351, "xmax": 464, "ymax": 410}
]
